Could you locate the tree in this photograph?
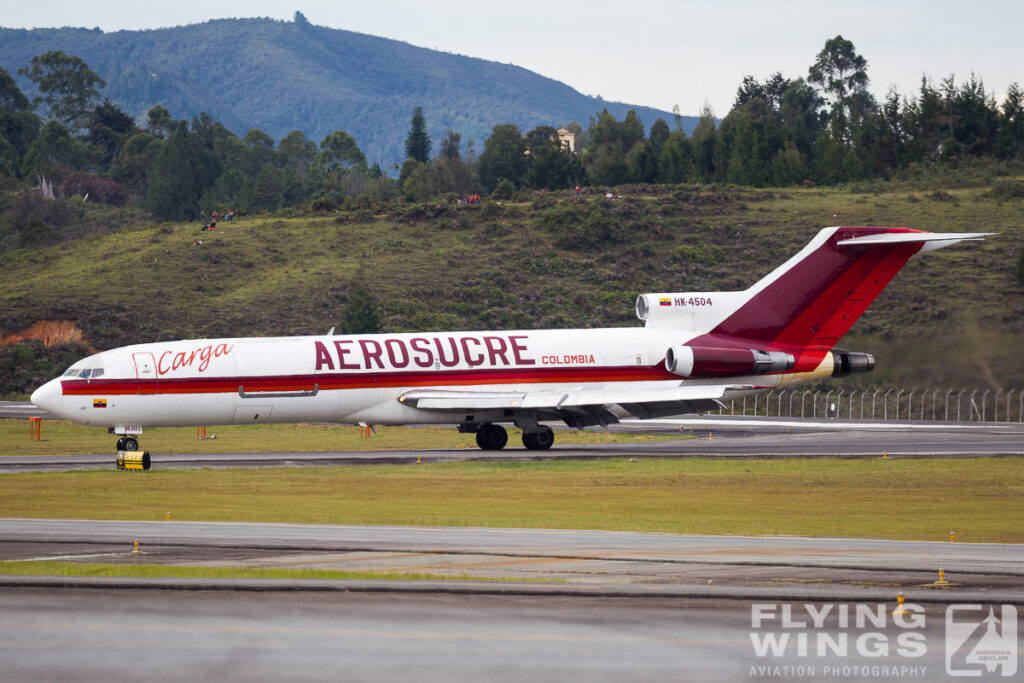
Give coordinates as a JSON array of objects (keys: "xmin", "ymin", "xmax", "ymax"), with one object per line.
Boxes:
[
  {"xmin": 109, "ymin": 132, "xmax": 162, "ymax": 192},
  {"xmin": 404, "ymin": 106, "xmax": 431, "ymax": 163},
  {"xmin": 808, "ymin": 36, "xmax": 870, "ymax": 143},
  {"xmin": 146, "ymin": 104, "xmax": 173, "ymax": 138},
  {"xmin": 317, "ymin": 130, "xmax": 366, "ymax": 171},
  {"xmin": 276, "ymin": 130, "xmax": 317, "ymax": 203},
  {"xmin": 19, "ymin": 51, "xmax": 105, "ymax": 132},
  {"xmin": 439, "ymin": 129, "xmax": 461, "ymax": 160},
  {"xmin": 522, "ymin": 126, "xmax": 581, "ymax": 190},
  {"xmin": 145, "ymin": 121, "xmax": 221, "ymax": 221},
  {"xmin": 0, "ymin": 65, "xmax": 40, "ymax": 174},
  {"xmin": 478, "ymin": 124, "xmax": 526, "ymax": 191},
  {"xmin": 339, "ymin": 276, "xmax": 382, "ymax": 334},
  {"xmin": 87, "ymin": 99, "xmax": 136, "ymax": 166},
  {"xmin": 21, "ymin": 119, "xmax": 90, "ymax": 176},
  {"xmin": 690, "ymin": 102, "xmax": 719, "ymax": 181},
  {"xmin": 734, "ymin": 72, "xmax": 791, "ymax": 111},
  {"xmin": 996, "ymin": 83, "xmax": 1024, "ymax": 161},
  {"xmin": 0, "ymin": 65, "xmax": 31, "ymax": 113}
]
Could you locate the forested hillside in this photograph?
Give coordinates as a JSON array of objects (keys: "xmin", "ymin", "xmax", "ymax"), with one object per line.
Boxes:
[
  {"xmin": 1, "ymin": 30, "xmax": 1022, "ymax": 397},
  {"xmin": 2, "ymin": 180, "xmax": 1023, "ymax": 396},
  {"xmin": 0, "ymin": 14, "xmax": 687, "ymax": 165}
]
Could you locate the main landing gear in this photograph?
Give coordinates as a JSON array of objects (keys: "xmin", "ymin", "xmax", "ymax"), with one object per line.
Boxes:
[
  {"xmin": 475, "ymin": 424, "xmax": 508, "ymax": 450},
  {"xmin": 473, "ymin": 424, "xmax": 554, "ymax": 451},
  {"xmin": 116, "ymin": 436, "xmax": 139, "ymax": 452},
  {"xmin": 522, "ymin": 426, "xmax": 554, "ymax": 451}
]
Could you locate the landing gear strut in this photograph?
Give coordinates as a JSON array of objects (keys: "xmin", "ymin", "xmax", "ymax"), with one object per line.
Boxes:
[
  {"xmin": 116, "ymin": 437, "xmax": 139, "ymax": 452},
  {"xmin": 522, "ymin": 426, "xmax": 554, "ymax": 450},
  {"xmin": 475, "ymin": 424, "xmax": 508, "ymax": 450}
]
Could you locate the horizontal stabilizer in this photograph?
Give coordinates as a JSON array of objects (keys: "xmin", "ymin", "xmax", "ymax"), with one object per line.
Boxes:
[{"xmin": 837, "ymin": 232, "xmax": 995, "ymax": 252}]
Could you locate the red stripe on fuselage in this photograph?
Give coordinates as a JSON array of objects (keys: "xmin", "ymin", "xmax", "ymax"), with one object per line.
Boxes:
[{"xmin": 59, "ymin": 363, "xmax": 679, "ymax": 396}]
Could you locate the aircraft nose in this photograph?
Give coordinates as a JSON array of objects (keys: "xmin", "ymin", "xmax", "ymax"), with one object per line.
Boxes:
[{"xmin": 31, "ymin": 378, "xmax": 62, "ymax": 416}]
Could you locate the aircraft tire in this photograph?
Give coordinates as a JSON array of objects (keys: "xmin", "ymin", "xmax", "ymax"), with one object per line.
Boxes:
[
  {"xmin": 475, "ymin": 424, "xmax": 508, "ymax": 450},
  {"xmin": 122, "ymin": 437, "xmax": 139, "ymax": 452},
  {"xmin": 116, "ymin": 437, "xmax": 126, "ymax": 451},
  {"xmin": 522, "ymin": 427, "xmax": 554, "ymax": 450}
]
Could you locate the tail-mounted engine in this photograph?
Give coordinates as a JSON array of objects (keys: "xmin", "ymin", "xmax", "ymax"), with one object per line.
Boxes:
[
  {"xmin": 665, "ymin": 345, "xmax": 795, "ymax": 378},
  {"xmin": 831, "ymin": 349, "xmax": 875, "ymax": 377}
]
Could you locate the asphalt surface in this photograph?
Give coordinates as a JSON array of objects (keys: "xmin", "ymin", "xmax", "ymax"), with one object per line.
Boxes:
[
  {"xmin": 4, "ymin": 402, "xmax": 1023, "ymax": 680},
  {"xmin": 3, "ymin": 519, "xmax": 1022, "ymax": 681},
  {"xmin": 4, "ymin": 413, "xmax": 1024, "ymax": 472}
]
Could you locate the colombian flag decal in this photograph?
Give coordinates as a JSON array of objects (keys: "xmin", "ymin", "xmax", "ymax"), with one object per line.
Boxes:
[
  {"xmin": 658, "ymin": 298, "xmax": 672, "ymax": 306},
  {"xmin": 93, "ymin": 398, "xmax": 107, "ymax": 408}
]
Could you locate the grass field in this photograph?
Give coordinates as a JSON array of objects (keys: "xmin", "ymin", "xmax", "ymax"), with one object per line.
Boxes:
[
  {"xmin": 2, "ymin": 457, "xmax": 1021, "ymax": 543},
  {"xmin": 0, "ymin": 419, "xmax": 677, "ymax": 456}
]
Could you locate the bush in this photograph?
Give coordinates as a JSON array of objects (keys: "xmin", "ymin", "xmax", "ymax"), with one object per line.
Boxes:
[
  {"xmin": 0, "ymin": 341, "xmax": 90, "ymax": 396},
  {"xmin": 491, "ymin": 178, "xmax": 516, "ymax": 200},
  {"xmin": 59, "ymin": 172, "xmax": 130, "ymax": 206},
  {"xmin": 989, "ymin": 179, "xmax": 1024, "ymax": 200},
  {"xmin": 4, "ymin": 192, "xmax": 78, "ymax": 249},
  {"xmin": 546, "ymin": 204, "xmax": 627, "ymax": 250}
]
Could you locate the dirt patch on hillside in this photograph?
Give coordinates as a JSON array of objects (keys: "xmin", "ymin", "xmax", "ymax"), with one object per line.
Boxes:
[{"xmin": 0, "ymin": 320, "xmax": 89, "ymax": 348}]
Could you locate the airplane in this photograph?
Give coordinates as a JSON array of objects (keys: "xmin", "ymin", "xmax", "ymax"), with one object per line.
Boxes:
[{"xmin": 30, "ymin": 226, "xmax": 991, "ymax": 453}]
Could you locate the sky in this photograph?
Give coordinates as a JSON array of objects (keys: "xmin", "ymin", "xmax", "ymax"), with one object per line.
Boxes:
[{"xmin": 5, "ymin": 0, "xmax": 1022, "ymax": 118}]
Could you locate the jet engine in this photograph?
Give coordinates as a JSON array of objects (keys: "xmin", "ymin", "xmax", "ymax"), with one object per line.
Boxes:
[
  {"xmin": 665, "ymin": 345, "xmax": 794, "ymax": 378},
  {"xmin": 830, "ymin": 349, "xmax": 875, "ymax": 377}
]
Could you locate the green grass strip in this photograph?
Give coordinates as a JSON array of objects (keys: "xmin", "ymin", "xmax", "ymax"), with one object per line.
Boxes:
[
  {"xmin": 1, "ymin": 419, "xmax": 679, "ymax": 457},
  {"xmin": 2, "ymin": 457, "xmax": 1021, "ymax": 543}
]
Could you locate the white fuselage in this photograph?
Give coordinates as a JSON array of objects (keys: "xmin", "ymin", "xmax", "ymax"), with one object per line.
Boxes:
[{"xmin": 31, "ymin": 327, "xmax": 832, "ymax": 430}]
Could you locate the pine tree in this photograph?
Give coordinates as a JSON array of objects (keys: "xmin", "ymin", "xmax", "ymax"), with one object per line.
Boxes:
[
  {"xmin": 339, "ymin": 276, "xmax": 382, "ymax": 334},
  {"xmin": 404, "ymin": 107, "xmax": 431, "ymax": 163}
]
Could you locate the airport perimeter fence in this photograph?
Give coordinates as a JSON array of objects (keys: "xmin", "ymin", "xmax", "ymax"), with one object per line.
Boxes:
[{"xmin": 722, "ymin": 388, "xmax": 1024, "ymax": 423}]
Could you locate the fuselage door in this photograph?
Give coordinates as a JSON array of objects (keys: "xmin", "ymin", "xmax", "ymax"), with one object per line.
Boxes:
[{"xmin": 132, "ymin": 352, "xmax": 159, "ymax": 395}]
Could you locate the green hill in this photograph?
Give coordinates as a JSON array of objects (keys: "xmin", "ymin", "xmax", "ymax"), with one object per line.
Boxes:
[
  {"xmin": 0, "ymin": 15, "xmax": 693, "ymax": 166},
  {"xmin": 2, "ymin": 180, "xmax": 1022, "ymax": 395}
]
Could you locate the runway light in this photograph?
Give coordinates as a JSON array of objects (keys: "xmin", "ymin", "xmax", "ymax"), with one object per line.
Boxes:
[
  {"xmin": 882, "ymin": 451, "xmax": 887, "ymax": 459},
  {"xmin": 950, "ymin": 530, "xmax": 956, "ymax": 542},
  {"xmin": 709, "ymin": 432, "xmax": 713, "ymax": 440},
  {"xmin": 416, "ymin": 455, "xmax": 422, "ymax": 464},
  {"xmin": 166, "ymin": 511, "xmax": 171, "ymax": 521},
  {"xmin": 934, "ymin": 568, "xmax": 949, "ymax": 585},
  {"xmin": 891, "ymin": 592, "xmax": 905, "ymax": 616},
  {"xmin": 132, "ymin": 540, "xmax": 141, "ymax": 554}
]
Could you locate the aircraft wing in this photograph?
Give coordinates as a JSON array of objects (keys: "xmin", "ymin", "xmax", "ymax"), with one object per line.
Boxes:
[{"xmin": 398, "ymin": 384, "xmax": 739, "ymax": 427}]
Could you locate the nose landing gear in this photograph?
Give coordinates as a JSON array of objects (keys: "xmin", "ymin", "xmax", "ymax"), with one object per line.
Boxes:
[{"xmin": 116, "ymin": 436, "xmax": 139, "ymax": 452}]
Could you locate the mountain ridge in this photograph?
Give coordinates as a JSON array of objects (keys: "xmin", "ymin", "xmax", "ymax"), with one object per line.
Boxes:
[{"xmin": 0, "ymin": 17, "xmax": 694, "ymax": 166}]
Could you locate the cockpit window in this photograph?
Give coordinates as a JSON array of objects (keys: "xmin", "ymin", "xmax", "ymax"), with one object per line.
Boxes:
[{"xmin": 62, "ymin": 368, "xmax": 103, "ymax": 378}]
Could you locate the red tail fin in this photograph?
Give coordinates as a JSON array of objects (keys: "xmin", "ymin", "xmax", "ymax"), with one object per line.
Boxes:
[{"xmin": 690, "ymin": 226, "xmax": 989, "ymax": 371}]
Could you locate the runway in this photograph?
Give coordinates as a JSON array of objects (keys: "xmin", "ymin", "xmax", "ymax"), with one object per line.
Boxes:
[
  {"xmin": 3, "ymin": 418, "xmax": 1023, "ymax": 472},
  {"xmin": 2, "ymin": 519, "xmax": 1022, "ymax": 681},
  {"xmin": 4, "ymin": 404, "xmax": 1023, "ymax": 679}
]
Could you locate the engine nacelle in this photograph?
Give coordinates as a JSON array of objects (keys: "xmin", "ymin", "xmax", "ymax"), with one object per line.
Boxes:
[
  {"xmin": 831, "ymin": 349, "xmax": 875, "ymax": 377},
  {"xmin": 665, "ymin": 345, "xmax": 795, "ymax": 378}
]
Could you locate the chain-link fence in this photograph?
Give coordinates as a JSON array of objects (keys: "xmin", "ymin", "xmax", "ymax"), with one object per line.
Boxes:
[{"xmin": 721, "ymin": 389, "xmax": 1023, "ymax": 423}]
